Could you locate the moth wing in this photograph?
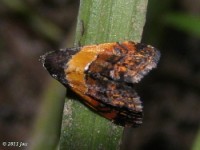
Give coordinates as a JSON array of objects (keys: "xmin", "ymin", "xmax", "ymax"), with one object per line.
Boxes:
[
  {"xmin": 87, "ymin": 41, "xmax": 160, "ymax": 83},
  {"xmin": 85, "ymin": 76, "xmax": 143, "ymax": 127}
]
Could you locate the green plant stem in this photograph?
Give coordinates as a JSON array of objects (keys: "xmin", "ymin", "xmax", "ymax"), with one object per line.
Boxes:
[
  {"xmin": 164, "ymin": 13, "xmax": 200, "ymax": 37},
  {"xmin": 60, "ymin": 0, "xmax": 148, "ymax": 150},
  {"xmin": 192, "ymin": 129, "xmax": 200, "ymax": 150},
  {"xmin": 29, "ymin": 80, "xmax": 66, "ymax": 150}
]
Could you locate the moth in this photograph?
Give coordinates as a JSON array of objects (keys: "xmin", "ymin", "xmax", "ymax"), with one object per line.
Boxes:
[{"xmin": 40, "ymin": 41, "xmax": 160, "ymax": 127}]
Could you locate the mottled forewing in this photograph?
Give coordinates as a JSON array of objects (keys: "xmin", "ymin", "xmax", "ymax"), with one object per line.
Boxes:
[
  {"xmin": 87, "ymin": 41, "xmax": 160, "ymax": 83},
  {"xmin": 85, "ymin": 75, "xmax": 143, "ymax": 127},
  {"xmin": 40, "ymin": 47, "xmax": 80, "ymax": 86}
]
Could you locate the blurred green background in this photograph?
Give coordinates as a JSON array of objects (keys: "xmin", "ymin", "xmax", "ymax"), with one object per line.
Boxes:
[{"xmin": 0, "ymin": 0, "xmax": 200, "ymax": 150}]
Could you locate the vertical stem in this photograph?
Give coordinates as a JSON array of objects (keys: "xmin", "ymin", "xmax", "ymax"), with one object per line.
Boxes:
[
  {"xmin": 30, "ymin": 80, "xmax": 66, "ymax": 150},
  {"xmin": 60, "ymin": 0, "xmax": 148, "ymax": 149}
]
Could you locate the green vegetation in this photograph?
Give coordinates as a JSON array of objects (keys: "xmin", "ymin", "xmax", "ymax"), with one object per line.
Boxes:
[{"xmin": 60, "ymin": 0, "xmax": 148, "ymax": 149}]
